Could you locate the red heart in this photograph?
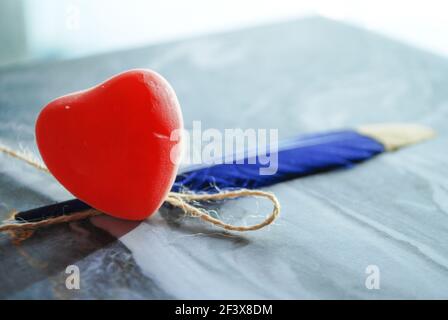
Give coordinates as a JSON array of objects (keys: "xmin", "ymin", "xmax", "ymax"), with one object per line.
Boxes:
[{"xmin": 36, "ymin": 69, "xmax": 183, "ymax": 220}]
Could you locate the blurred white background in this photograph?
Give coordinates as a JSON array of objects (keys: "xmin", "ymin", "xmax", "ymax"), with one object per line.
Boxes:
[{"xmin": 1, "ymin": 0, "xmax": 447, "ymax": 67}]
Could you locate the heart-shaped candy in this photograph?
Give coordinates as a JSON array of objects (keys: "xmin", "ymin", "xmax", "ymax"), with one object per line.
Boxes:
[{"xmin": 36, "ymin": 69, "xmax": 183, "ymax": 220}]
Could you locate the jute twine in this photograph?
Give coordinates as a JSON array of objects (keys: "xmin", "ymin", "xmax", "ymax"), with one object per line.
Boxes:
[{"xmin": 0, "ymin": 144, "xmax": 280, "ymax": 239}]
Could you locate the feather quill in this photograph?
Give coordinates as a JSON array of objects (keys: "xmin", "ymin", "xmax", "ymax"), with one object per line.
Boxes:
[{"xmin": 13, "ymin": 125, "xmax": 433, "ymax": 222}]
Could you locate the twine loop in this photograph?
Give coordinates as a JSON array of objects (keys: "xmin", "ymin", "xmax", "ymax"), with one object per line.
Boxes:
[{"xmin": 165, "ymin": 189, "xmax": 280, "ymax": 231}]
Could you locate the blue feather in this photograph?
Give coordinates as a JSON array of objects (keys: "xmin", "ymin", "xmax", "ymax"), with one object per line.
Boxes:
[{"xmin": 172, "ymin": 130, "xmax": 384, "ymax": 192}]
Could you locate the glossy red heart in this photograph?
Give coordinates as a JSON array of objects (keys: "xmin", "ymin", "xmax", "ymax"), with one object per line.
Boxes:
[{"xmin": 36, "ymin": 69, "xmax": 183, "ymax": 220}]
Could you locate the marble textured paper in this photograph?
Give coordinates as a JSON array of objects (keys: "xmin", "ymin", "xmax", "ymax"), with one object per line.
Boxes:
[{"xmin": 1, "ymin": 17, "xmax": 448, "ymax": 299}]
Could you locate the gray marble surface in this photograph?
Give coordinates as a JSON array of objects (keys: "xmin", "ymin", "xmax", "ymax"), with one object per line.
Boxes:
[{"xmin": 1, "ymin": 16, "xmax": 448, "ymax": 299}]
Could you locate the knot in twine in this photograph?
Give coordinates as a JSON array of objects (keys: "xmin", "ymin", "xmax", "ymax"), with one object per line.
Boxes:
[{"xmin": 0, "ymin": 144, "xmax": 280, "ymax": 240}]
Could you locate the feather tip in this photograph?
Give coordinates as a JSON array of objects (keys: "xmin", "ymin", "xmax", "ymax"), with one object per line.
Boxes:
[{"xmin": 357, "ymin": 123, "xmax": 435, "ymax": 151}]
